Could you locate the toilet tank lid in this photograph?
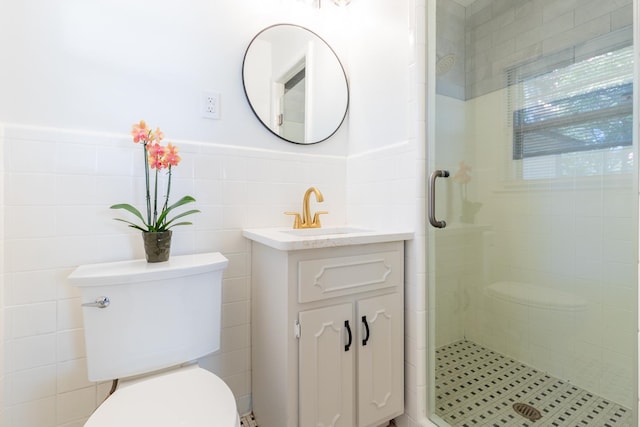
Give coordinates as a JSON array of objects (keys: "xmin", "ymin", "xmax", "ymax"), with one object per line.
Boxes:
[
  {"xmin": 85, "ymin": 366, "xmax": 239, "ymax": 427},
  {"xmin": 68, "ymin": 252, "xmax": 228, "ymax": 287}
]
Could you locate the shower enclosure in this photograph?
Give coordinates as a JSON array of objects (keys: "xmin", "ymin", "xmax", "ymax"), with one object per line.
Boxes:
[{"xmin": 427, "ymin": 0, "xmax": 638, "ymax": 425}]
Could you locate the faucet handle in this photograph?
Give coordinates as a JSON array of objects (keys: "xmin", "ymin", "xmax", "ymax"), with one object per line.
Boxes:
[
  {"xmin": 284, "ymin": 212, "xmax": 302, "ymax": 229},
  {"xmin": 312, "ymin": 211, "xmax": 329, "ymax": 227}
]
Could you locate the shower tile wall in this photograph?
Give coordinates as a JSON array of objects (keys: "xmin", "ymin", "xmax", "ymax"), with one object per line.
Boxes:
[
  {"xmin": 436, "ymin": 0, "xmax": 466, "ymax": 99},
  {"xmin": 443, "ymin": 0, "xmax": 633, "ymax": 100},
  {"xmin": 0, "ymin": 124, "xmax": 347, "ymax": 426}
]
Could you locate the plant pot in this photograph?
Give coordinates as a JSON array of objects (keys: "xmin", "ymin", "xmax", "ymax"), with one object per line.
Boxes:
[{"xmin": 142, "ymin": 230, "xmax": 172, "ymax": 263}]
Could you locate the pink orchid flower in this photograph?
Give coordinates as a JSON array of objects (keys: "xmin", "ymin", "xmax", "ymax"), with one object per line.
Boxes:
[
  {"xmin": 162, "ymin": 143, "xmax": 181, "ymax": 168},
  {"xmin": 150, "ymin": 127, "xmax": 164, "ymax": 143},
  {"xmin": 147, "ymin": 143, "xmax": 167, "ymax": 170},
  {"xmin": 131, "ymin": 120, "xmax": 150, "ymax": 144}
]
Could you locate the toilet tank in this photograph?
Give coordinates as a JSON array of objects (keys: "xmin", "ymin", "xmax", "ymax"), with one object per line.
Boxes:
[{"xmin": 68, "ymin": 252, "xmax": 228, "ymax": 382}]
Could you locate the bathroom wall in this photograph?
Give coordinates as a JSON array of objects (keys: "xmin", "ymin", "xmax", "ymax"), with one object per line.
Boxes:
[
  {"xmin": 0, "ymin": 1, "xmax": 417, "ymax": 426},
  {"xmin": 0, "ymin": 0, "xmax": 352, "ymax": 156},
  {"xmin": 0, "ymin": 0, "xmax": 409, "ymax": 157},
  {"xmin": 343, "ymin": 0, "xmax": 411, "ymax": 155}
]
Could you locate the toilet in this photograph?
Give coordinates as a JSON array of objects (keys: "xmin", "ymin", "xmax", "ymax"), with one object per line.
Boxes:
[{"xmin": 68, "ymin": 252, "xmax": 240, "ymax": 427}]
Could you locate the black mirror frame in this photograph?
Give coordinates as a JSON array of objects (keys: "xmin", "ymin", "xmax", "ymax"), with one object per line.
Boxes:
[{"xmin": 241, "ymin": 23, "xmax": 350, "ymax": 145}]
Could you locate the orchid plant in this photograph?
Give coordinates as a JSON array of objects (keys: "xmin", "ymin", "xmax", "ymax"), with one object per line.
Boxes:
[{"xmin": 110, "ymin": 120, "xmax": 199, "ymax": 232}]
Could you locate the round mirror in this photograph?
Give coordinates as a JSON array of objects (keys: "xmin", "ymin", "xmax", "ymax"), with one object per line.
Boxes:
[{"xmin": 242, "ymin": 24, "xmax": 349, "ymax": 145}]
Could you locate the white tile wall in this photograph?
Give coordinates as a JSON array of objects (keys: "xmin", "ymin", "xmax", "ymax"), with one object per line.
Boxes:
[{"xmin": 1, "ymin": 123, "xmax": 347, "ymax": 426}]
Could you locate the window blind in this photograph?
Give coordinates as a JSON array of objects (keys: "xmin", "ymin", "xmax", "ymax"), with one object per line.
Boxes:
[{"xmin": 512, "ymin": 45, "xmax": 633, "ymax": 162}]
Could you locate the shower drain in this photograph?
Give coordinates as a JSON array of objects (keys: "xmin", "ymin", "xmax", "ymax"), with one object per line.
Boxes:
[{"xmin": 513, "ymin": 403, "xmax": 542, "ymax": 422}]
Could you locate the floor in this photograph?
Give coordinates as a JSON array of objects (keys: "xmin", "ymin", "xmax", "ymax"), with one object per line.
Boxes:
[
  {"xmin": 435, "ymin": 340, "xmax": 633, "ymax": 426},
  {"xmin": 239, "ymin": 414, "xmax": 258, "ymax": 427},
  {"xmin": 240, "ymin": 412, "xmax": 397, "ymax": 426}
]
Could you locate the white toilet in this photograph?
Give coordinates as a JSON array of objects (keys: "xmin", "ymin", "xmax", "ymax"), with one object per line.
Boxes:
[{"xmin": 68, "ymin": 252, "xmax": 240, "ymax": 427}]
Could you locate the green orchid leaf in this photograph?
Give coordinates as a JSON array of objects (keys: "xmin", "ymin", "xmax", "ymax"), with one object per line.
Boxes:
[
  {"xmin": 166, "ymin": 221, "xmax": 194, "ymax": 229},
  {"xmin": 163, "ymin": 209, "xmax": 200, "ymax": 228},
  {"xmin": 155, "ymin": 195, "xmax": 197, "ymax": 226},
  {"xmin": 166, "ymin": 195, "xmax": 196, "ymax": 211},
  {"xmin": 110, "ymin": 203, "xmax": 147, "ymax": 224},
  {"xmin": 112, "ymin": 218, "xmax": 148, "ymax": 232}
]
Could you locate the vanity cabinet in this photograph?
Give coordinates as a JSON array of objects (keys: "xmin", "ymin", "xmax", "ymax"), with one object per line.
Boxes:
[
  {"xmin": 249, "ymin": 240, "xmax": 405, "ymax": 427},
  {"xmin": 299, "ymin": 293, "xmax": 403, "ymax": 427}
]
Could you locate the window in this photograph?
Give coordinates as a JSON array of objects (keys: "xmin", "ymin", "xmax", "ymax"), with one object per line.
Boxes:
[{"xmin": 511, "ymin": 45, "xmax": 633, "ymax": 180}]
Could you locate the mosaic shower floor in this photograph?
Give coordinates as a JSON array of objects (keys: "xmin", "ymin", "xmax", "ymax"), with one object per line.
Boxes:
[
  {"xmin": 239, "ymin": 414, "xmax": 258, "ymax": 427},
  {"xmin": 436, "ymin": 340, "xmax": 633, "ymax": 426}
]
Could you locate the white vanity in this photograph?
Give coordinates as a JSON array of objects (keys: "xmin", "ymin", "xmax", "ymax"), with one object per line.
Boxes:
[{"xmin": 243, "ymin": 227, "xmax": 412, "ymax": 427}]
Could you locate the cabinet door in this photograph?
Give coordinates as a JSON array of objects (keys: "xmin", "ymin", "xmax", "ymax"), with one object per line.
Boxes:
[
  {"xmin": 299, "ymin": 303, "xmax": 355, "ymax": 427},
  {"xmin": 356, "ymin": 294, "xmax": 403, "ymax": 427}
]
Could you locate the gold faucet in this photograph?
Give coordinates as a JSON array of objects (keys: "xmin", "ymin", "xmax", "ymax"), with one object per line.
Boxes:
[{"xmin": 285, "ymin": 187, "xmax": 328, "ymax": 229}]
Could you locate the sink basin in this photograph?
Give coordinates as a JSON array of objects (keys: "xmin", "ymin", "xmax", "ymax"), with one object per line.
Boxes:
[
  {"xmin": 281, "ymin": 226, "xmax": 370, "ymax": 237},
  {"xmin": 242, "ymin": 227, "xmax": 413, "ymax": 251}
]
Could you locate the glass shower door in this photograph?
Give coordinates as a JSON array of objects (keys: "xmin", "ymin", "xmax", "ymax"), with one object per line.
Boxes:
[{"xmin": 428, "ymin": 0, "xmax": 638, "ymax": 426}]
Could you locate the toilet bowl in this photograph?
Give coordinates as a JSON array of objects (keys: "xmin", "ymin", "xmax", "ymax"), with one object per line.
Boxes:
[
  {"xmin": 85, "ymin": 365, "xmax": 240, "ymax": 427},
  {"xmin": 69, "ymin": 252, "xmax": 239, "ymax": 427}
]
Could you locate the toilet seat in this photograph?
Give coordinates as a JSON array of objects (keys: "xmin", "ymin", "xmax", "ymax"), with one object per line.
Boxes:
[{"xmin": 85, "ymin": 366, "xmax": 240, "ymax": 427}]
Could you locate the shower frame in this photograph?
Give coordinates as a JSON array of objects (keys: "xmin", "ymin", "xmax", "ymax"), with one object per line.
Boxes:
[{"xmin": 418, "ymin": 0, "xmax": 640, "ymax": 426}]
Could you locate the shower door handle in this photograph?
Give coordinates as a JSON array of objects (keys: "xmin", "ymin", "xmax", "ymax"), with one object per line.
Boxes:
[{"xmin": 428, "ymin": 170, "xmax": 449, "ymax": 228}]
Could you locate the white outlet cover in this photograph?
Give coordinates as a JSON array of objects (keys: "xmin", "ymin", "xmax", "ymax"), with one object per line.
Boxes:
[{"xmin": 202, "ymin": 91, "xmax": 220, "ymax": 119}]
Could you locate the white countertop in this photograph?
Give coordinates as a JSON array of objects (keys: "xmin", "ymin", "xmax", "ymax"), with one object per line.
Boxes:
[{"xmin": 242, "ymin": 227, "xmax": 414, "ymax": 251}]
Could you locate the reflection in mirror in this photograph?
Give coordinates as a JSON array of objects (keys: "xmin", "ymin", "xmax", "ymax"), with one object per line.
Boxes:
[
  {"xmin": 281, "ymin": 62, "xmax": 306, "ymax": 141},
  {"xmin": 242, "ymin": 24, "xmax": 349, "ymax": 144}
]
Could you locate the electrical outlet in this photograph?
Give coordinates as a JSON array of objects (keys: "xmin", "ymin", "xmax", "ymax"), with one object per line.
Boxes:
[{"xmin": 201, "ymin": 91, "xmax": 220, "ymax": 119}]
